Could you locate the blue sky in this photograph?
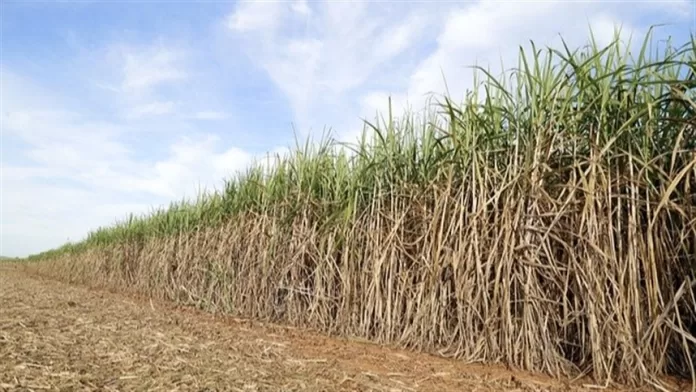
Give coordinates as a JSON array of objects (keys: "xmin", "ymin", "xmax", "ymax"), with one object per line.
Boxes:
[{"xmin": 1, "ymin": 0, "xmax": 694, "ymax": 257}]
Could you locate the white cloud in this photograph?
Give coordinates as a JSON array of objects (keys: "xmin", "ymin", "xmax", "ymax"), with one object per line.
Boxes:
[
  {"xmin": 227, "ymin": 1, "xmax": 284, "ymax": 33},
  {"xmin": 191, "ymin": 111, "xmax": 229, "ymax": 120},
  {"xmin": 353, "ymin": 1, "xmax": 656, "ymax": 143},
  {"xmin": 127, "ymin": 101, "xmax": 178, "ymax": 118},
  {"xmin": 89, "ymin": 42, "xmax": 190, "ymax": 120},
  {"xmin": 1, "ymin": 174, "xmax": 156, "ymax": 255},
  {"xmin": 374, "ymin": 14, "xmax": 428, "ymax": 61},
  {"xmin": 119, "ymin": 45, "xmax": 188, "ymax": 93},
  {"xmin": 291, "ymin": 0, "xmax": 312, "ymax": 16},
  {"xmin": 146, "ymin": 135, "xmax": 254, "ymax": 198},
  {"xmin": 224, "ymin": 0, "xmax": 692, "ymax": 147},
  {"xmin": 225, "ymin": 1, "xmax": 434, "ymax": 136},
  {"xmin": 0, "ymin": 65, "xmax": 257, "ymax": 256}
]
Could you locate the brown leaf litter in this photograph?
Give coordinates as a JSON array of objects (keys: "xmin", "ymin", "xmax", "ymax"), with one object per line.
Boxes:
[{"xmin": 0, "ymin": 264, "xmax": 687, "ymax": 391}]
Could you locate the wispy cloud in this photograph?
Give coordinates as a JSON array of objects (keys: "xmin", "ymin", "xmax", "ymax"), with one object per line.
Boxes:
[
  {"xmin": 291, "ymin": 0, "xmax": 312, "ymax": 17},
  {"xmin": 127, "ymin": 101, "xmax": 178, "ymax": 118},
  {"xmin": 226, "ymin": 0, "xmax": 693, "ymax": 144},
  {"xmin": 1, "ymin": 46, "xmax": 260, "ymax": 256},
  {"xmin": 224, "ymin": 1, "xmax": 437, "ymax": 136},
  {"xmin": 191, "ymin": 111, "xmax": 229, "ymax": 120},
  {"xmin": 227, "ymin": 1, "xmax": 285, "ymax": 33},
  {"xmin": 117, "ymin": 45, "xmax": 189, "ymax": 94}
]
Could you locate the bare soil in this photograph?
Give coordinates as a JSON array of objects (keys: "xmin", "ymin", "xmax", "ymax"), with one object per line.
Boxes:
[{"xmin": 0, "ymin": 264, "xmax": 682, "ymax": 392}]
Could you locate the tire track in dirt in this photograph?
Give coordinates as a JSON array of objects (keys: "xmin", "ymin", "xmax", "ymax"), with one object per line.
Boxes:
[{"xmin": 0, "ymin": 264, "xmax": 674, "ymax": 391}]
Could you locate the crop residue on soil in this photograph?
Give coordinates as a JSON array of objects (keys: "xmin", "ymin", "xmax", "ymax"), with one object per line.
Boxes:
[{"xmin": 0, "ymin": 264, "xmax": 681, "ymax": 391}]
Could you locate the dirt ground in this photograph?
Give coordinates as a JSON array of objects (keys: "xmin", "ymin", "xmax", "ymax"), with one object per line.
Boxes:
[{"xmin": 0, "ymin": 264, "xmax": 684, "ymax": 392}]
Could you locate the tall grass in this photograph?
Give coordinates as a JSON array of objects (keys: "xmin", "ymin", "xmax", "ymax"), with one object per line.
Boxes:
[{"xmin": 28, "ymin": 28, "xmax": 696, "ymax": 389}]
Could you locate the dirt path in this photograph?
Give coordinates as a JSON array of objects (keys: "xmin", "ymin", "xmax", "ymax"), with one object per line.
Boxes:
[{"xmin": 0, "ymin": 264, "xmax": 670, "ymax": 392}]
